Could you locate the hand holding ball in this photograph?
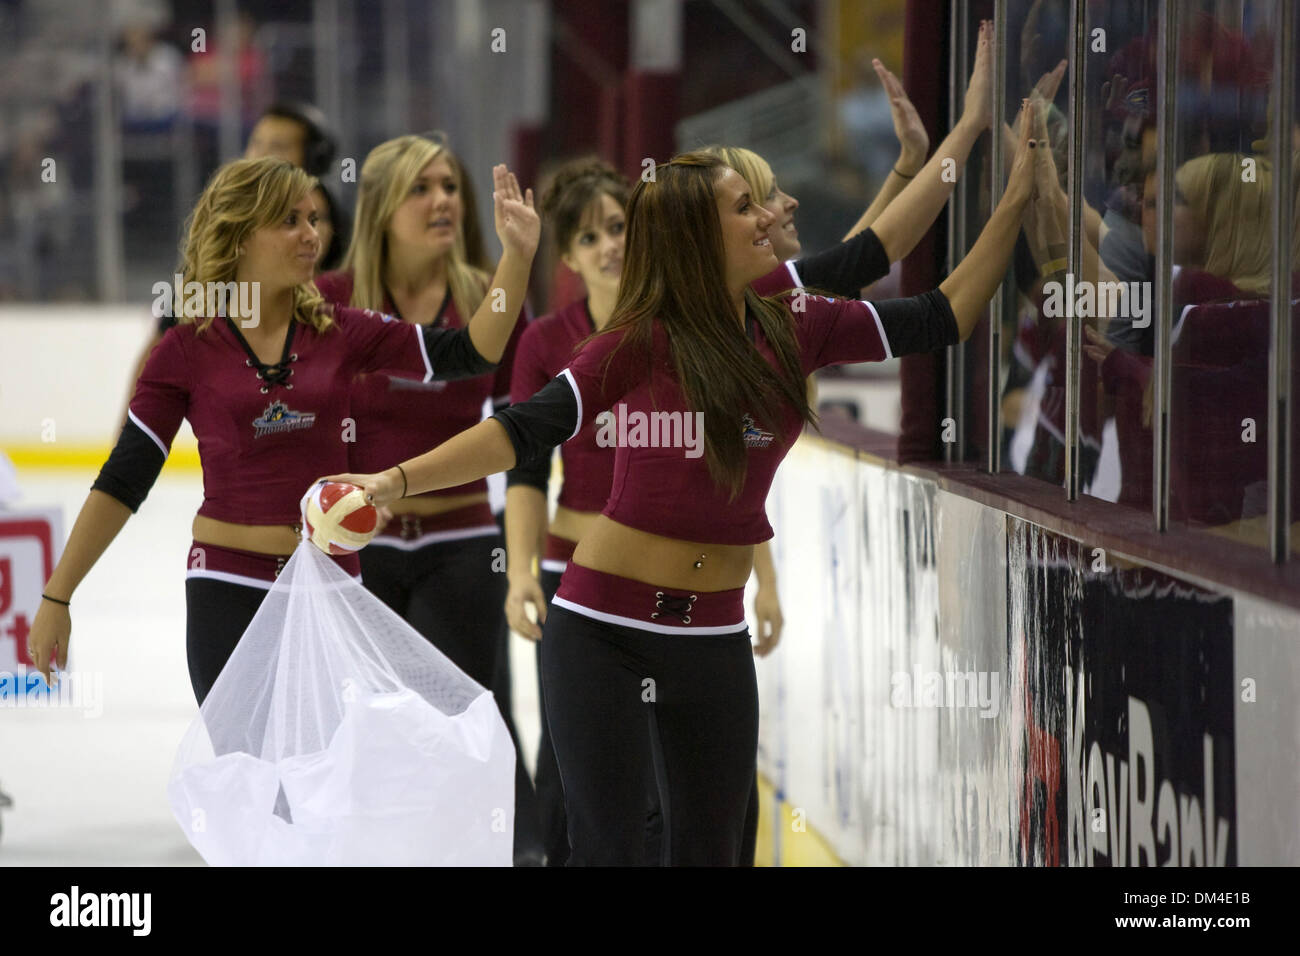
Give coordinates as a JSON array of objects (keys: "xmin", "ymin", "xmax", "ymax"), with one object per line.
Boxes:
[{"xmin": 301, "ymin": 481, "xmax": 379, "ymax": 555}]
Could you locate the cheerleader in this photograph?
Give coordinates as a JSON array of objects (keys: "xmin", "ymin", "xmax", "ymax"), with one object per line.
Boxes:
[
  {"xmin": 507, "ymin": 151, "xmax": 918, "ymax": 864},
  {"xmin": 511, "ymin": 26, "xmax": 998, "ymax": 677},
  {"xmin": 312, "ymin": 134, "xmax": 543, "ymax": 862},
  {"xmin": 506, "ymin": 155, "xmax": 898, "ymax": 864},
  {"xmin": 26, "ymin": 157, "xmax": 535, "ymax": 703},
  {"xmin": 124, "ymin": 102, "xmax": 344, "ymax": 414},
  {"xmin": 329, "ymin": 110, "xmax": 1040, "ymax": 864}
]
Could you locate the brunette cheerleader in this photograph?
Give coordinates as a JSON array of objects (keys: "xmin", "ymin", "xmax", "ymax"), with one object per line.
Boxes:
[
  {"xmin": 26, "ymin": 157, "xmax": 533, "ymax": 703},
  {"xmin": 328, "ymin": 106, "xmax": 1040, "ymax": 865},
  {"xmin": 506, "ymin": 154, "xmax": 912, "ymax": 864}
]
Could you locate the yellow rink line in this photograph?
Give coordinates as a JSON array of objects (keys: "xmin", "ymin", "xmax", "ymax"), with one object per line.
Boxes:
[
  {"xmin": 7, "ymin": 444, "xmax": 202, "ymax": 471},
  {"xmin": 755, "ymin": 772, "xmax": 846, "ymax": 867}
]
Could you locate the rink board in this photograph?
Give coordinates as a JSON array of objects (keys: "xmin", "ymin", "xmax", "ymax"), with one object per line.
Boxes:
[{"xmin": 758, "ymin": 435, "xmax": 1300, "ymax": 867}]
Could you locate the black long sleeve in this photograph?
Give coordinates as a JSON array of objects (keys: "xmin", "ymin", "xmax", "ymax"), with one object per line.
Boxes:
[
  {"xmin": 506, "ymin": 453, "xmax": 551, "ymax": 493},
  {"xmin": 420, "ymin": 325, "xmax": 497, "ymax": 381},
  {"xmin": 492, "ymin": 375, "xmax": 581, "ymax": 471},
  {"xmin": 91, "ymin": 419, "xmax": 167, "ymax": 512},
  {"xmin": 793, "ymin": 228, "xmax": 891, "ymax": 298},
  {"xmin": 873, "ymin": 288, "xmax": 961, "ymax": 356}
]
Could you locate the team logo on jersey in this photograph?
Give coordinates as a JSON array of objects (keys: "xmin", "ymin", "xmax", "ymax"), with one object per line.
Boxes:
[
  {"xmin": 252, "ymin": 400, "xmax": 318, "ymax": 438},
  {"xmin": 741, "ymin": 414, "xmax": 774, "ymax": 449}
]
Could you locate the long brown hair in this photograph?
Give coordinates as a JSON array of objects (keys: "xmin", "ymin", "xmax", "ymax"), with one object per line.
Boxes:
[{"xmin": 600, "ymin": 151, "xmax": 814, "ymax": 498}]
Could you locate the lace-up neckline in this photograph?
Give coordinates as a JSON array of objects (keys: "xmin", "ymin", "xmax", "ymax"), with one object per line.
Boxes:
[{"xmin": 226, "ymin": 317, "xmax": 299, "ymax": 393}]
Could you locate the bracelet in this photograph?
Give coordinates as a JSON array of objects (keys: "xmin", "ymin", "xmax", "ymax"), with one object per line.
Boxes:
[
  {"xmin": 1041, "ymin": 257, "xmax": 1068, "ymax": 277},
  {"xmin": 393, "ymin": 463, "xmax": 408, "ymax": 499},
  {"xmin": 42, "ymin": 594, "xmax": 70, "ymax": 607},
  {"xmin": 891, "ymin": 165, "xmax": 916, "ymax": 180}
]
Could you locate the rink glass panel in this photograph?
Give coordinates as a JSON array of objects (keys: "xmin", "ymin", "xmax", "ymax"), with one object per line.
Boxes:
[
  {"xmin": 986, "ymin": 0, "xmax": 1078, "ymax": 485},
  {"xmin": 1058, "ymin": 0, "xmax": 1159, "ymax": 511},
  {"xmin": 1162, "ymin": 1, "xmax": 1280, "ymax": 553}
]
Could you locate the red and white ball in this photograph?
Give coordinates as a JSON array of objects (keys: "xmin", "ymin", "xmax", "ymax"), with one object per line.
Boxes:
[{"xmin": 301, "ymin": 481, "xmax": 379, "ymax": 555}]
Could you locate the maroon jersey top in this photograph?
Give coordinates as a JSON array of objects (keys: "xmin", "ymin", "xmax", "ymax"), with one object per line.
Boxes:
[
  {"xmin": 495, "ymin": 291, "xmax": 955, "ymax": 545},
  {"xmin": 510, "ymin": 298, "xmax": 607, "ymax": 512},
  {"xmin": 122, "ymin": 308, "xmax": 437, "ymax": 525},
  {"xmin": 314, "ymin": 269, "xmax": 526, "ymax": 499},
  {"xmin": 506, "ymin": 244, "xmax": 886, "ymax": 513}
]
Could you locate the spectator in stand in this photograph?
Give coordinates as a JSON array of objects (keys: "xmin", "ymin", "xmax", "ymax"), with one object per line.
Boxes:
[{"xmin": 115, "ymin": 21, "xmax": 183, "ymax": 134}]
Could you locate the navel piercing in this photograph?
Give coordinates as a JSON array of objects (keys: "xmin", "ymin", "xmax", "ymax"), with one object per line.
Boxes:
[{"xmin": 693, "ymin": 553, "xmax": 706, "ymax": 569}]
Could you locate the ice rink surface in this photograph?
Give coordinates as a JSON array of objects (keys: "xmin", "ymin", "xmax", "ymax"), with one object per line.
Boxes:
[{"xmin": 0, "ymin": 467, "xmax": 542, "ymax": 866}]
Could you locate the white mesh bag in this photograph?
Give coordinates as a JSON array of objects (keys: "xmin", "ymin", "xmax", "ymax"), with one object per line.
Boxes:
[{"xmin": 167, "ymin": 539, "xmax": 514, "ymax": 866}]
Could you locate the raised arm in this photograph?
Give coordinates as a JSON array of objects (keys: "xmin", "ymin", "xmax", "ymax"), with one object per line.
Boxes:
[
  {"xmin": 867, "ymin": 19, "xmax": 995, "ymax": 264},
  {"xmin": 464, "ymin": 165, "xmax": 539, "ymax": 363},
  {"xmin": 1022, "ymin": 96, "xmax": 1117, "ymax": 290},
  {"xmin": 940, "ymin": 100, "xmax": 1039, "ymax": 340},
  {"xmin": 842, "ymin": 58, "xmax": 931, "ymax": 240},
  {"xmin": 328, "ymin": 332, "xmax": 639, "ymax": 507}
]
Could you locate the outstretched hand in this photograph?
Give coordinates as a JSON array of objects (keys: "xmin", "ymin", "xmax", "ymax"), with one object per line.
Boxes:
[
  {"xmin": 873, "ymin": 58, "xmax": 928, "ymax": 169},
  {"xmin": 505, "ymin": 574, "xmax": 547, "ymax": 641},
  {"xmin": 1003, "ymin": 99, "xmax": 1040, "ymax": 208},
  {"xmin": 27, "ymin": 600, "xmax": 69, "ymax": 688},
  {"xmin": 492, "ymin": 164, "xmax": 539, "ymax": 260},
  {"xmin": 1002, "ymin": 59, "xmax": 1067, "ymax": 171},
  {"xmin": 962, "ymin": 19, "xmax": 994, "ymax": 133}
]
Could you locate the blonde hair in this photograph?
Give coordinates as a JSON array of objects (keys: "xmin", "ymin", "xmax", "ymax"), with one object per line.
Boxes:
[
  {"xmin": 342, "ymin": 134, "xmax": 490, "ymax": 321},
  {"xmin": 1176, "ymin": 152, "xmax": 1300, "ymax": 295},
  {"xmin": 700, "ymin": 145, "xmax": 775, "ymax": 204},
  {"xmin": 177, "ymin": 157, "xmax": 330, "ymax": 333}
]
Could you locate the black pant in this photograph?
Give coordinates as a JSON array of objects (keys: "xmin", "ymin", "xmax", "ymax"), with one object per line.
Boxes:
[
  {"xmin": 535, "ymin": 569, "xmax": 761, "ymax": 866},
  {"xmin": 540, "ymin": 603, "xmax": 758, "ymax": 866},
  {"xmin": 535, "ymin": 568, "xmax": 567, "ymax": 864},
  {"xmin": 185, "ymin": 577, "xmax": 267, "ymax": 707},
  {"xmin": 360, "ymin": 535, "xmax": 506, "ymax": 688},
  {"xmin": 360, "ymin": 533, "xmax": 543, "ymax": 863}
]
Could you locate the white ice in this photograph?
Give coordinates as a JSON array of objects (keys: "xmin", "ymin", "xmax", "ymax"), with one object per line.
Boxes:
[{"xmin": 0, "ymin": 467, "xmax": 541, "ymax": 866}]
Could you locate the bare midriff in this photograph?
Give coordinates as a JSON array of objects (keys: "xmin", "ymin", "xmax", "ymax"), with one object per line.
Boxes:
[
  {"xmin": 549, "ymin": 504, "xmax": 600, "ymax": 545},
  {"xmin": 571, "ymin": 515, "xmax": 754, "ymax": 591},
  {"xmin": 192, "ymin": 515, "xmax": 301, "ymax": 555}
]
